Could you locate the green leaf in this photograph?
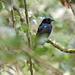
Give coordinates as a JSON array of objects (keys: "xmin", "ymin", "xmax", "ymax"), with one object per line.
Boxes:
[
  {"xmin": 0, "ymin": 1, "xmax": 3, "ymax": 10},
  {"xmin": 22, "ymin": 25, "xmax": 29, "ymax": 32},
  {"xmin": 33, "ymin": 19, "xmax": 39, "ymax": 27},
  {"xmin": 34, "ymin": 47, "xmax": 48, "ymax": 55},
  {"xmin": 0, "ymin": 0, "xmax": 12, "ymax": 11},
  {"xmin": 8, "ymin": 36, "xmax": 22, "ymax": 49},
  {"xmin": 21, "ymin": 23, "xmax": 29, "ymax": 32},
  {"xmin": 17, "ymin": 26, "xmax": 22, "ymax": 30}
]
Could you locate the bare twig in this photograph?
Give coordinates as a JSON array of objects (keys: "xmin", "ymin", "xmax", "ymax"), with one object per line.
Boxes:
[
  {"xmin": 24, "ymin": 0, "xmax": 30, "ymax": 47},
  {"xmin": 11, "ymin": 7, "xmax": 15, "ymax": 28},
  {"xmin": 47, "ymin": 39, "xmax": 75, "ymax": 53},
  {"xmin": 23, "ymin": 0, "xmax": 33, "ymax": 75},
  {"xmin": 24, "ymin": 0, "xmax": 29, "ymax": 25}
]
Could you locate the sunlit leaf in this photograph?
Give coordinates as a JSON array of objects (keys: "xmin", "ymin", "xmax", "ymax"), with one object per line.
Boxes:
[
  {"xmin": 33, "ymin": 19, "xmax": 39, "ymax": 27},
  {"xmin": 21, "ymin": 25, "xmax": 29, "ymax": 32}
]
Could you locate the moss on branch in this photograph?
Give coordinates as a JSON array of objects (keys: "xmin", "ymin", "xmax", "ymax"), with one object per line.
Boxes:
[{"xmin": 47, "ymin": 39, "xmax": 75, "ymax": 53}]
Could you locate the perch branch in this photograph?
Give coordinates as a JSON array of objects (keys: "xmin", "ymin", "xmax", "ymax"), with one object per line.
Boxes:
[{"xmin": 47, "ymin": 39, "xmax": 75, "ymax": 53}]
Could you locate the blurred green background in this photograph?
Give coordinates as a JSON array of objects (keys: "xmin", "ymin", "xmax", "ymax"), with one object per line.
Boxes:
[{"xmin": 0, "ymin": 0, "xmax": 75, "ymax": 75}]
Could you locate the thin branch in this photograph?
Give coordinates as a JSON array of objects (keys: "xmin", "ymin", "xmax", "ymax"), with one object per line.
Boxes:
[
  {"xmin": 66, "ymin": 0, "xmax": 75, "ymax": 16},
  {"xmin": 23, "ymin": 0, "xmax": 33, "ymax": 75},
  {"xmin": 11, "ymin": 7, "xmax": 15, "ymax": 28},
  {"xmin": 13, "ymin": 5, "xmax": 25, "ymax": 22},
  {"xmin": 24, "ymin": 0, "xmax": 30, "ymax": 47},
  {"xmin": 24, "ymin": 0, "xmax": 29, "ymax": 25},
  {"xmin": 47, "ymin": 39, "xmax": 75, "ymax": 53},
  {"xmin": 29, "ymin": 58, "xmax": 33, "ymax": 75},
  {"xmin": 20, "ymin": 44, "xmax": 63, "ymax": 75}
]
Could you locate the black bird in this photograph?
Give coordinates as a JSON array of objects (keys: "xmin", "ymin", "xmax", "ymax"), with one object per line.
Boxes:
[{"xmin": 35, "ymin": 18, "xmax": 54, "ymax": 45}]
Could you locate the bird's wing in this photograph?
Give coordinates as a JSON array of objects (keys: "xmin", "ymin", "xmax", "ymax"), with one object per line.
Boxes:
[
  {"xmin": 47, "ymin": 24, "xmax": 52, "ymax": 34},
  {"xmin": 37, "ymin": 24, "xmax": 44, "ymax": 33}
]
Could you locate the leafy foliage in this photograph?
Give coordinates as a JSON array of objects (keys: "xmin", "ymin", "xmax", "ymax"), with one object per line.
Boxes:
[{"xmin": 0, "ymin": 0, "xmax": 75, "ymax": 75}]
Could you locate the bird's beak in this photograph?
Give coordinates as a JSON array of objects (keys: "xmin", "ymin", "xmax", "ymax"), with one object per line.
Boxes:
[{"xmin": 51, "ymin": 19, "xmax": 54, "ymax": 21}]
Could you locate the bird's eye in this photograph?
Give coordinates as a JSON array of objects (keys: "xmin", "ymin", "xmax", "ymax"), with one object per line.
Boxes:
[
  {"xmin": 46, "ymin": 20, "xmax": 48, "ymax": 22},
  {"xmin": 48, "ymin": 19, "xmax": 50, "ymax": 21}
]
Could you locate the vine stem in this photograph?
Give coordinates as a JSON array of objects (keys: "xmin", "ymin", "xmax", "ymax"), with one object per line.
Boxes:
[
  {"xmin": 11, "ymin": 6, "xmax": 15, "ymax": 28},
  {"xmin": 24, "ymin": 0, "xmax": 30, "ymax": 48},
  {"xmin": 24, "ymin": 0, "xmax": 33, "ymax": 75}
]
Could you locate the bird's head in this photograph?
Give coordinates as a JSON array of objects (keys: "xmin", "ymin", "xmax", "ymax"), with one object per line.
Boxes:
[{"xmin": 42, "ymin": 18, "xmax": 54, "ymax": 24}]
